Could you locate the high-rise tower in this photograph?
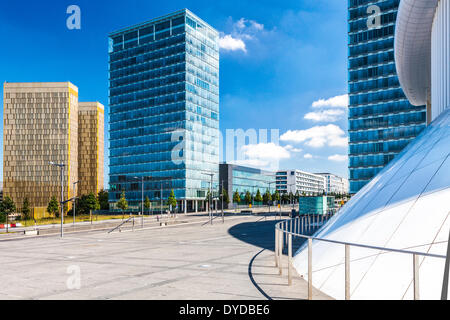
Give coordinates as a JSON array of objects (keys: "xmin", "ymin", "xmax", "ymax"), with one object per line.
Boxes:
[
  {"xmin": 108, "ymin": 9, "xmax": 220, "ymax": 212},
  {"xmin": 348, "ymin": 0, "xmax": 426, "ymax": 193}
]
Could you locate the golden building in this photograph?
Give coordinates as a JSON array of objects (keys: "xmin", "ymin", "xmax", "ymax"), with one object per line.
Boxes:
[
  {"xmin": 78, "ymin": 102, "xmax": 104, "ymax": 196},
  {"xmin": 3, "ymin": 82, "xmax": 79, "ymax": 213}
]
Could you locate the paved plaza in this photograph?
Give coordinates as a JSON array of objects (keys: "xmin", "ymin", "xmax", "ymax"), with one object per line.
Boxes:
[{"xmin": 0, "ymin": 214, "xmax": 331, "ymax": 300}]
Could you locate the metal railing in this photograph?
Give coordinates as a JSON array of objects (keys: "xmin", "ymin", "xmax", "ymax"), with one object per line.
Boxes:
[
  {"xmin": 108, "ymin": 216, "xmax": 135, "ymax": 234},
  {"xmin": 275, "ymin": 216, "xmax": 450, "ymax": 300}
]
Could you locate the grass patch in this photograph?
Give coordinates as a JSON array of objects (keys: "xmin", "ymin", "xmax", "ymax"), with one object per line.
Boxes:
[{"xmin": 15, "ymin": 214, "xmax": 144, "ymax": 227}]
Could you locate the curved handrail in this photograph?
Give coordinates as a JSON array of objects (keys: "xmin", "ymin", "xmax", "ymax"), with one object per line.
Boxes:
[
  {"xmin": 275, "ymin": 219, "xmax": 446, "ymax": 259},
  {"xmin": 274, "ymin": 216, "xmax": 448, "ymax": 300}
]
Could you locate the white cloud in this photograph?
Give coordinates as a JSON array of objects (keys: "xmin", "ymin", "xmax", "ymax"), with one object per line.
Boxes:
[
  {"xmin": 236, "ymin": 18, "xmax": 246, "ymax": 29},
  {"xmin": 304, "ymin": 153, "xmax": 313, "ymax": 159},
  {"xmin": 219, "ymin": 35, "xmax": 247, "ymax": 52},
  {"xmin": 284, "ymin": 145, "xmax": 303, "ymax": 153},
  {"xmin": 280, "ymin": 124, "xmax": 348, "ymax": 148},
  {"xmin": 241, "ymin": 142, "xmax": 290, "ymax": 160},
  {"xmin": 328, "ymin": 136, "xmax": 349, "ymax": 148},
  {"xmin": 328, "ymin": 154, "xmax": 348, "ymax": 162},
  {"xmin": 219, "ymin": 17, "xmax": 266, "ymax": 54},
  {"xmin": 312, "ymin": 94, "xmax": 348, "ymax": 109},
  {"xmin": 304, "ymin": 109, "xmax": 346, "ymax": 122},
  {"xmin": 249, "ymin": 20, "xmax": 264, "ymax": 31}
]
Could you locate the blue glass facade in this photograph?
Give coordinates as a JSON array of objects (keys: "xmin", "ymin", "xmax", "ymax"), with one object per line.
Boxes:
[
  {"xmin": 219, "ymin": 163, "xmax": 276, "ymax": 206},
  {"xmin": 348, "ymin": 0, "xmax": 426, "ymax": 193},
  {"xmin": 108, "ymin": 9, "xmax": 219, "ymax": 208},
  {"xmin": 299, "ymin": 196, "xmax": 336, "ymax": 215}
]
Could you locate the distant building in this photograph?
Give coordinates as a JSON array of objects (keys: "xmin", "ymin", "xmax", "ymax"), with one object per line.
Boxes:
[
  {"xmin": 78, "ymin": 102, "xmax": 105, "ymax": 196},
  {"xmin": 219, "ymin": 163, "xmax": 276, "ymax": 206},
  {"xmin": 3, "ymin": 82, "xmax": 104, "ymax": 215},
  {"xmin": 314, "ymin": 173, "xmax": 349, "ymax": 195},
  {"xmin": 276, "ymin": 170, "xmax": 325, "ymax": 195}
]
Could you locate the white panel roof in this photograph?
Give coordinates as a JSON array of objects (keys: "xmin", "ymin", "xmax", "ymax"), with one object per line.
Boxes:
[
  {"xmin": 293, "ymin": 108, "xmax": 450, "ymax": 299},
  {"xmin": 394, "ymin": 0, "xmax": 439, "ymax": 106}
]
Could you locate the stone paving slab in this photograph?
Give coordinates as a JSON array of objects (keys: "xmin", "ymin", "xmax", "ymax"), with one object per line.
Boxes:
[{"xmin": 0, "ymin": 215, "xmax": 332, "ymax": 300}]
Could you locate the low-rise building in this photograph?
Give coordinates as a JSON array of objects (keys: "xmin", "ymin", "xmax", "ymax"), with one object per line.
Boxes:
[
  {"xmin": 276, "ymin": 170, "xmax": 325, "ymax": 195},
  {"xmin": 219, "ymin": 163, "xmax": 276, "ymax": 207},
  {"xmin": 314, "ymin": 173, "xmax": 349, "ymax": 195}
]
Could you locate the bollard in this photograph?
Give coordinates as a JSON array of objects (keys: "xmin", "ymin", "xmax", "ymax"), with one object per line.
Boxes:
[
  {"xmin": 308, "ymin": 238, "xmax": 313, "ymax": 300},
  {"xmin": 275, "ymin": 228, "xmax": 278, "ymax": 267},
  {"xmin": 301, "ymin": 216, "xmax": 304, "ymax": 234},
  {"xmin": 288, "ymin": 233, "xmax": 292, "ymax": 286},
  {"xmin": 308, "ymin": 215, "xmax": 311, "ymax": 234},
  {"xmin": 345, "ymin": 244, "xmax": 350, "ymax": 300},
  {"xmin": 285, "ymin": 221, "xmax": 288, "ymax": 249},
  {"xmin": 413, "ymin": 254, "xmax": 420, "ymax": 300},
  {"xmin": 278, "ymin": 229, "xmax": 283, "ymax": 275}
]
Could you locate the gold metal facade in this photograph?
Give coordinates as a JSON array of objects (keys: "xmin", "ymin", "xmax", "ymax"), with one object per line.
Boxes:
[
  {"xmin": 3, "ymin": 82, "xmax": 79, "ymax": 211},
  {"xmin": 78, "ymin": 102, "xmax": 104, "ymax": 196}
]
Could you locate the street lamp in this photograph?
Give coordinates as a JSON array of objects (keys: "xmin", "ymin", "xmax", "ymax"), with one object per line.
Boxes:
[
  {"xmin": 49, "ymin": 161, "xmax": 65, "ymax": 238},
  {"xmin": 220, "ymin": 180, "xmax": 224, "ymax": 224},
  {"xmin": 201, "ymin": 172, "xmax": 214, "ymax": 225},
  {"xmin": 267, "ymin": 180, "xmax": 278, "ymax": 219},
  {"xmin": 158, "ymin": 180, "xmax": 171, "ymax": 220},
  {"xmin": 72, "ymin": 180, "xmax": 80, "ymax": 226},
  {"xmin": 133, "ymin": 176, "xmax": 152, "ymax": 228}
]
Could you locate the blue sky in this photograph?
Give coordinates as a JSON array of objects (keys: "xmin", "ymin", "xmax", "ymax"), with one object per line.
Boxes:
[{"xmin": 0, "ymin": 0, "xmax": 348, "ymax": 188}]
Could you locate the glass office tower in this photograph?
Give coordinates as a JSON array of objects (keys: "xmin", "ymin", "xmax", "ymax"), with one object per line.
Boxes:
[
  {"xmin": 108, "ymin": 9, "xmax": 219, "ymax": 212},
  {"xmin": 348, "ymin": 0, "xmax": 426, "ymax": 194}
]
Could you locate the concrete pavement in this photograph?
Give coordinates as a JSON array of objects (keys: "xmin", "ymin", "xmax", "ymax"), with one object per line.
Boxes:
[{"xmin": 0, "ymin": 214, "xmax": 331, "ymax": 300}]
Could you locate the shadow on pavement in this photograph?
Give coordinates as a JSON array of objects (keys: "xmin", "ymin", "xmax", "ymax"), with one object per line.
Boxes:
[{"xmin": 227, "ymin": 217, "xmax": 280, "ymax": 252}]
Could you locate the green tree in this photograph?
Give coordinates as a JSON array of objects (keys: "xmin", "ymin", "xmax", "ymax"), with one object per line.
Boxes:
[
  {"xmin": 263, "ymin": 190, "xmax": 272, "ymax": 205},
  {"xmin": 272, "ymin": 190, "xmax": 280, "ymax": 203},
  {"xmin": 205, "ymin": 190, "xmax": 211, "ymax": 204},
  {"xmin": 144, "ymin": 196, "xmax": 151, "ymax": 214},
  {"xmin": 0, "ymin": 196, "xmax": 16, "ymax": 223},
  {"xmin": 168, "ymin": 189, "xmax": 177, "ymax": 211},
  {"xmin": 295, "ymin": 190, "xmax": 300, "ymax": 202},
  {"xmin": 97, "ymin": 189, "xmax": 109, "ymax": 211},
  {"xmin": 117, "ymin": 191, "xmax": 128, "ymax": 210},
  {"xmin": 22, "ymin": 197, "xmax": 31, "ymax": 220},
  {"xmin": 47, "ymin": 196, "xmax": 60, "ymax": 218},
  {"xmin": 288, "ymin": 192, "xmax": 294, "ymax": 204},
  {"xmin": 78, "ymin": 193, "xmax": 100, "ymax": 215},
  {"xmin": 244, "ymin": 191, "xmax": 252, "ymax": 205},
  {"xmin": 221, "ymin": 188, "xmax": 230, "ymax": 205},
  {"xmin": 281, "ymin": 192, "xmax": 290, "ymax": 204},
  {"xmin": 254, "ymin": 189, "xmax": 263, "ymax": 203},
  {"xmin": 233, "ymin": 190, "xmax": 241, "ymax": 204}
]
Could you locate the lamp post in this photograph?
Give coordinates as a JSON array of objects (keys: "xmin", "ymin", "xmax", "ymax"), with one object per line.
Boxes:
[
  {"xmin": 50, "ymin": 161, "xmax": 65, "ymax": 238},
  {"xmin": 202, "ymin": 172, "xmax": 214, "ymax": 225},
  {"xmin": 267, "ymin": 181, "xmax": 277, "ymax": 218},
  {"xmin": 287, "ymin": 183, "xmax": 296, "ymax": 212},
  {"xmin": 72, "ymin": 180, "xmax": 80, "ymax": 226},
  {"xmin": 158, "ymin": 180, "xmax": 170, "ymax": 220},
  {"xmin": 221, "ymin": 180, "xmax": 224, "ymax": 224},
  {"xmin": 134, "ymin": 176, "xmax": 144, "ymax": 228}
]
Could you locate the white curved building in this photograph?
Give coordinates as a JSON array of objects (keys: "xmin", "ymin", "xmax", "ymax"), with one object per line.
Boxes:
[{"xmin": 293, "ymin": 0, "xmax": 450, "ymax": 300}]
